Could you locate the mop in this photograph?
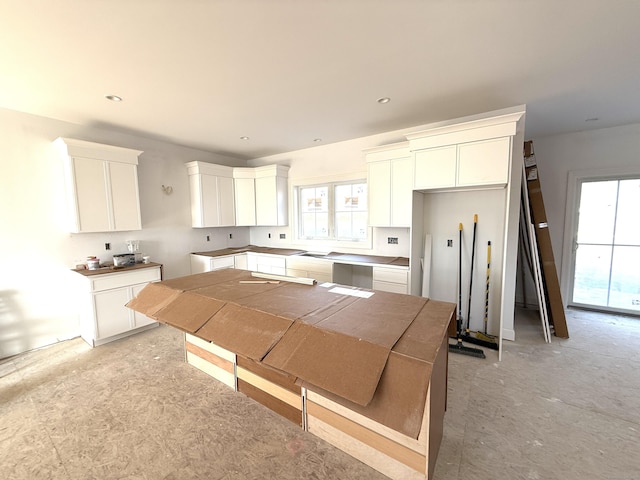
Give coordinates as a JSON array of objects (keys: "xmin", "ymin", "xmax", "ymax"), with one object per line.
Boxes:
[{"xmin": 449, "ymin": 221, "xmax": 486, "ymax": 359}]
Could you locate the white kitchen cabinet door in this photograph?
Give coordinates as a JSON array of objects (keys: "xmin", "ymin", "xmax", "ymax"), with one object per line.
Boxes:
[
  {"xmin": 414, "ymin": 145, "xmax": 457, "ymax": 190},
  {"xmin": 186, "ymin": 162, "xmax": 236, "ymax": 228},
  {"xmin": 217, "ymin": 175, "xmax": 236, "ymax": 227},
  {"xmin": 372, "ymin": 267, "xmax": 409, "ymax": 294},
  {"xmin": 71, "ymin": 157, "xmax": 111, "ymax": 232},
  {"xmin": 234, "ymin": 177, "xmax": 256, "ymax": 226},
  {"xmin": 190, "ymin": 254, "xmax": 210, "ymax": 274},
  {"xmin": 390, "ymin": 157, "xmax": 413, "ymax": 227},
  {"xmin": 254, "ymin": 165, "xmax": 289, "ymax": 226},
  {"xmin": 457, "ymin": 137, "xmax": 511, "ymax": 187},
  {"xmin": 131, "ymin": 283, "xmax": 156, "ymax": 328},
  {"xmin": 366, "ymin": 143, "xmax": 412, "ymax": 227},
  {"xmin": 367, "ymin": 160, "xmax": 391, "ymax": 227},
  {"xmin": 56, "ymin": 137, "xmax": 143, "ymax": 233},
  {"xmin": 109, "ymin": 161, "xmax": 142, "ymax": 231},
  {"xmin": 93, "ymin": 287, "xmax": 132, "ymax": 340},
  {"xmin": 234, "ymin": 254, "xmax": 248, "ymax": 270}
]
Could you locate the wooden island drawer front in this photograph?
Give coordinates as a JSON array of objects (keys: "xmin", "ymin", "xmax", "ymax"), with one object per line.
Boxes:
[{"xmin": 185, "ymin": 333, "xmax": 236, "ymax": 389}]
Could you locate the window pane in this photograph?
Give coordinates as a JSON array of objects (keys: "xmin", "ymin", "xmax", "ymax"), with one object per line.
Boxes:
[
  {"xmin": 335, "ymin": 183, "xmax": 367, "ymax": 212},
  {"xmin": 300, "ymin": 187, "xmax": 328, "ymax": 213},
  {"xmin": 614, "ymin": 179, "xmax": 640, "ymax": 246},
  {"xmin": 576, "ymin": 181, "xmax": 617, "ymax": 244},
  {"xmin": 572, "ymin": 244, "xmax": 611, "ymax": 306},
  {"xmin": 335, "ymin": 212, "xmax": 353, "ymax": 239},
  {"xmin": 609, "ymin": 245, "xmax": 640, "ymax": 310},
  {"xmin": 352, "ymin": 211, "xmax": 368, "ymax": 239},
  {"xmin": 315, "ymin": 212, "xmax": 329, "ymax": 237}
]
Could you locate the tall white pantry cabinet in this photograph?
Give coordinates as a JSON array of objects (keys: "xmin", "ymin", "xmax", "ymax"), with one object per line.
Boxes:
[{"xmin": 54, "ymin": 137, "xmax": 143, "ymax": 233}]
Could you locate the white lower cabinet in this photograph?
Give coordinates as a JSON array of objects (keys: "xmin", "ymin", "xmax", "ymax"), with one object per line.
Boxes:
[
  {"xmin": 246, "ymin": 252, "xmax": 286, "ymax": 275},
  {"xmin": 285, "ymin": 257, "xmax": 333, "ymax": 283},
  {"xmin": 78, "ymin": 266, "xmax": 162, "ymax": 347},
  {"xmin": 372, "ymin": 266, "xmax": 409, "ymax": 294},
  {"xmin": 190, "ymin": 254, "xmax": 236, "ymax": 274},
  {"xmin": 190, "ymin": 253, "xmax": 249, "ymax": 273},
  {"xmin": 234, "ymin": 253, "xmax": 248, "ymax": 270}
]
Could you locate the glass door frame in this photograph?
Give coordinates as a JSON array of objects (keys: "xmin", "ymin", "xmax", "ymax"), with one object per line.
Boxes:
[{"xmin": 561, "ymin": 166, "xmax": 640, "ymax": 316}]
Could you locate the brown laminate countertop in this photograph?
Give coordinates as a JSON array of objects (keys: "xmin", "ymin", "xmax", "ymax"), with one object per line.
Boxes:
[
  {"xmin": 193, "ymin": 245, "xmax": 409, "ymax": 267},
  {"xmin": 72, "ymin": 262, "xmax": 163, "ymax": 277}
]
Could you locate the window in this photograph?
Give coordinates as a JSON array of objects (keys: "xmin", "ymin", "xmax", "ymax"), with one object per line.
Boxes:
[{"xmin": 297, "ymin": 181, "xmax": 368, "ymax": 242}]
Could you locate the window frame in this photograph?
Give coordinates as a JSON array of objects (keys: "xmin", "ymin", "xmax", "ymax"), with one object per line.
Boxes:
[{"xmin": 292, "ymin": 177, "xmax": 372, "ymax": 250}]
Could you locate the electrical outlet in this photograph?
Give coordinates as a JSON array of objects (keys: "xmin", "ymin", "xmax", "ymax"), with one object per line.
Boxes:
[
  {"xmin": 105, "ymin": 243, "xmax": 110, "ymax": 250},
  {"xmin": 279, "ymin": 233, "xmax": 286, "ymax": 239},
  {"xmin": 206, "ymin": 235, "xmax": 210, "ymax": 241},
  {"xmin": 387, "ymin": 237, "xmax": 398, "ymax": 245},
  {"xmin": 447, "ymin": 239, "xmax": 453, "ymax": 247}
]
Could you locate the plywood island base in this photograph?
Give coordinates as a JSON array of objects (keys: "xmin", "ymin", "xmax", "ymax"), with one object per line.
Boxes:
[{"xmin": 127, "ymin": 269, "xmax": 454, "ymax": 480}]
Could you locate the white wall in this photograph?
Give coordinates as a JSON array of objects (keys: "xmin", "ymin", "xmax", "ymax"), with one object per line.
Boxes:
[
  {"xmin": 0, "ymin": 108, "xmax": 249, "ymax": 358},
  {"xmin": 247, "ymin": 124, "xmax": 430, "ymax": 258},
  {"xmin": 423, "ymin": 189, "xmax": 507, "ymax": 336},
  {"xmin": 530, "ymin": 123, "xmax": 640, "ymax": 305}
]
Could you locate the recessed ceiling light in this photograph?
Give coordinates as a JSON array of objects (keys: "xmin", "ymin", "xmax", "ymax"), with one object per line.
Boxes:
[
  {"xmin": 377, "ymin": 97, "xmax": 391, "ymax": 104},
  {"xmin": 105, "ymin": 95, "xmax": 123, "ymax": 102},
  {"xmin": 313, "ymin": 138, "xmax": 322, "ymax": 142},
  {"xmin": 240, "ymin": 136, "xmax": 250, "ymax": 140},
  {"xmin": 585, "ymin": 117, "xmax": 599, "ymax": 122}
]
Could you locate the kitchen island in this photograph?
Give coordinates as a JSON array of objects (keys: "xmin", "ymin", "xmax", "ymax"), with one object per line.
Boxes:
[{"xmin": 127, "ymin": 268, "xmax": 454, "ymax": 480}]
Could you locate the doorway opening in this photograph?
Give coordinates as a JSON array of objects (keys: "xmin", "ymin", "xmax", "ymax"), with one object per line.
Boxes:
[{"xmin": 569, "ymin": 177, "xmax": 640, "ymax": 315}]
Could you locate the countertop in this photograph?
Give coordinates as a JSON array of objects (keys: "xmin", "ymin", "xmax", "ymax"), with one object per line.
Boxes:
[
  {"xmin": 72, "ymin": 262, "xmax": 163, "ymax": 277},
  {"xmin": 192, "ymin": 245, "xmax": 409, "ymax": 267}
]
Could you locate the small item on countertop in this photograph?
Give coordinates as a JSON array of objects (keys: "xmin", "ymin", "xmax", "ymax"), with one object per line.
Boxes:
[
  {"xmin": 86, "ymin": 256, "xmax": 100, "ymax": 270},
  {"xmin": 142, "ymin": 255, "xmax": 150, "ymax": 264},
  {"xmin": 113, "ymin": 253, "xmax": 135, "ymax": 267}
]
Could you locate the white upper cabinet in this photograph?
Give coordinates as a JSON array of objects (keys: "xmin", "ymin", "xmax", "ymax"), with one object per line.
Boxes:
[
  {"xmin": 413, "ymin": 137, "xmax": 511, "ymax": 190},
  {"xmin": 185, "ymin": 162, "xmax": 235, "ymax": 228},
  {"xmin": 55, "ymin": 137, "xmax": 143, "ymax": 233},
  {"xmin": 408, "ymin": 115, "xmax": 515, "ymax": 191},
  {"xmin": 365, "ymin": 143, "xmax": 413, "ymax": 227},
  {"xmin": 413, "ymin": 145, "xmax": 457, "ymax": 190},
  {"xmin": 233, "ymin": 168, "xmax": 257, "ymax": 226},
  {"xmin": 254, "ymin": 165, "xmax": 289, "ymax": 226},
  {"xmin": 456, "ymin": 137, "xmax": 511, "ymax": 187}
]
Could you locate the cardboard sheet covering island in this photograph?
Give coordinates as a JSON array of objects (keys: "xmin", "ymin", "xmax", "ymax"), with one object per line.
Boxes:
[{"xmin": 126, "ymin": 268, "xmax": 455, "ymax": 439}]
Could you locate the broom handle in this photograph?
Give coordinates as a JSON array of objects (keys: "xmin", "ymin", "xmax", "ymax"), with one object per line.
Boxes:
[
  {"xmin": 484, "ymin": 241, "xmax": 491, "ymax": 334},
  {"xmin": 466, "ymin": 214, "xmax": 478, "ymax": 332},
  {"xmin": 457, "ymin": 222, "xmax": 463, "ymax": 336}
]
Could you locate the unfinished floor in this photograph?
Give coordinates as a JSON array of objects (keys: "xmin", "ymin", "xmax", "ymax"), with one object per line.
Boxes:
[{"xmin": 1, "ymin": 307, "xmax": 639, "ymax": 480}]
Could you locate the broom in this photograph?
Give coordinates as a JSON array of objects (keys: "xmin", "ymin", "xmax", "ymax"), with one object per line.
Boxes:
[{"xmin": 449, "ymin": 221, "xmax": 485, "ymax": 359}]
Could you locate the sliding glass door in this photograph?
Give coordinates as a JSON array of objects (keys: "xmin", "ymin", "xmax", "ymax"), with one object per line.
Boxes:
[{"xmin": 571, "ymin": 178, "xmax": 640, "ymax": 314}]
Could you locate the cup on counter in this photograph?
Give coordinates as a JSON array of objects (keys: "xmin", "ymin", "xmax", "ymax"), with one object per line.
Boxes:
[
  {"xmin": 142, "ymin": 255, "xmax": 151, "ymax": 264},
  {"xmin": 86, "ymin": 257, "xmax": 100, "ymax": 270}
]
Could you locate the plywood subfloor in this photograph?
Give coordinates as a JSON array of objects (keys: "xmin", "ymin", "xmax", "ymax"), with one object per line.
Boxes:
[{"xmin": 1, "ymin": 307, "xmax": 639, "ymax": 480}]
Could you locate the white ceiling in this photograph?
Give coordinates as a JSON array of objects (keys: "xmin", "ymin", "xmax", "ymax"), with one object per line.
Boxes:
[{"xmin": 1, "ymin": 0, "xmax": 639, "ymax": 159}]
